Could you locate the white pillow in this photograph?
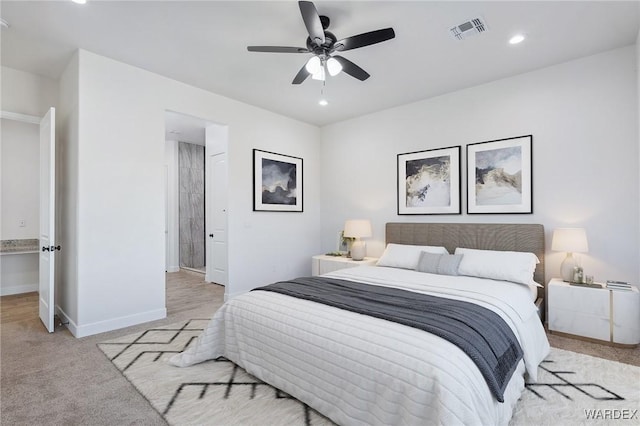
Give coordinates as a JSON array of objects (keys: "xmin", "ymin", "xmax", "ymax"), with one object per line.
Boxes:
[
  {"xmin": 377, "ymin": 243, "xmax": 449, "ymax": 270},
  {"xmin": 455, "ymin": 247, "xmax": 541, "ymax": 287}
]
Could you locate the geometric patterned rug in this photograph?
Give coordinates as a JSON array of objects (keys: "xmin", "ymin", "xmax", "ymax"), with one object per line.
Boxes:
[{"xmin": 98, "ymin": 319, "xmax": 640, "ymax": 426}]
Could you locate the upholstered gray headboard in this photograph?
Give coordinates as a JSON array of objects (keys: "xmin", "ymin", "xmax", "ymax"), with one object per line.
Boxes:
[{"xmin": 385, "ymin": 222, "xmax": 545, "ymax": 286}]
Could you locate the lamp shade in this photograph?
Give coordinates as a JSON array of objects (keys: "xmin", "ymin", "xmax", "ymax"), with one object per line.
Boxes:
[
  {"xmin": 551, "ymin": 228, "xmax": 589, "ymax": 253},
  {"xmin": 343, "ymin": 220, "xmax": 372, "ymax": 239}
]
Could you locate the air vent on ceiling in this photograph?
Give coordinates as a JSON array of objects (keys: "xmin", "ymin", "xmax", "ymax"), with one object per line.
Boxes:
[{"xmin": 449, "ymin": 17, "xmax": 488, "ymax": 40}]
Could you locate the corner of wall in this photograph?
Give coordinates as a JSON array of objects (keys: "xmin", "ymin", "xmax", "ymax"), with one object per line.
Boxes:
[
  {"xmin": 70, "ymin": 307, "xmax": 167, "ymax": 338},
  {"xmin": 56, "ymin": 49, "xmax": 81, "ymax": 330}
]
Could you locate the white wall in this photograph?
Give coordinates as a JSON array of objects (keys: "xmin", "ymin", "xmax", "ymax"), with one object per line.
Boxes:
[
  {"xmin": 0, "ymin": 119, "xmax": 40, "ymax": 296},
  {"xmin": 56, "ymin": 50, "xmax": 321, "ymax": 336},
  {"xmin": 164, "ymin": 139, "xmax": 179, "ymax": 273},
  {"xmin": 321, "ymin": 46, "xmax": 639, "ymax": 286},
  {"xmin": 1, "ymin": 66, "xmax": 58, "ymax": 117},
  {"xmin": 1, "ymin": 119, "xmax": 39, "ymax": 240},
  {"xmin": 0, "ymin": 254, "xmax": 38, "ymax": 295},
  {"xmin": 1, "ymin": 67, "xmax": 58, "ymax": 240},
  {"xmin": 637, "ymin": 28, "xmax": 640, "ymax": 284},
  {"xmin": 56, "ymin": 52, "xmax": 80, "ymax": 329}
]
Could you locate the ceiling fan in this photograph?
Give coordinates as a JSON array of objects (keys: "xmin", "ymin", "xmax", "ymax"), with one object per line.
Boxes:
[{"xmin": 247, "ymin": 1, "xmax": 395, "ymax": 84}]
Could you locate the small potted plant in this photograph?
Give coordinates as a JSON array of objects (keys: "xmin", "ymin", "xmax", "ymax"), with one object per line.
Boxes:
[{"xmin": 340, "ymin": 230, "xmax": 355, "ymax": 257}]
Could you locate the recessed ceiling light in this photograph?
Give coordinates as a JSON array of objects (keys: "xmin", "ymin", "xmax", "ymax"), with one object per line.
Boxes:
[
  {"xmin": 0, "ymin": 18, "xmax": 9, "ymax": 29},
  {"xmin": 72, "ymin": 0, "xmax": 87, "ymax": 4},
  {"xmin": 318, "ymin": 99, "xmax": 328, "ymax": 106},
  {"xmin": 509, "ymin": 34, "xmax": 526, "ymax": 45}
]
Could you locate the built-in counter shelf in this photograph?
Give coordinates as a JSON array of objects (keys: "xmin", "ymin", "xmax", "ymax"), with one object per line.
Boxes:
[{"xmin": 0, "ymin": 239, "xmax": 39, "ymax": 255}]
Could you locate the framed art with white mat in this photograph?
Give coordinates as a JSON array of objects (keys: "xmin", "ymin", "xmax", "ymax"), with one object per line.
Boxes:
[
  {"xmin": 397, "ymin": 145, "xmax": 461, "ymax": 215},
  {"xmin": 253, "ymin": 149, "xmax": 303, "ymax": 212},
  {"xmin": 467, "ymin": 135, "xmax": 532, "ymax": 214}
]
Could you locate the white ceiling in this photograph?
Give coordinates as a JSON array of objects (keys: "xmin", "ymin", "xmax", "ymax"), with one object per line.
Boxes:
[{"xmin": 1, "ymin": 1, "xmax": 639, "ymax": 127}]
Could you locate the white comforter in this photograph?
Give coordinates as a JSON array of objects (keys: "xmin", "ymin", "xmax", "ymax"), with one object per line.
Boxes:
[{"xmin": 170, "ymin": 266, "xmax": 550, "ymax": 425}]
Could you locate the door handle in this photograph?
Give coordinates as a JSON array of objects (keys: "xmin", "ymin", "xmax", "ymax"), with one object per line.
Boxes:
[
  {"xmin": 209, "ymin": 234, "xmax": 214, "ymax": 238},
  {"xmin": 42, "ymin": 246, "xmax": 50, "ymax": 252},
  {"xmin": 50, "ymin": 245, "xmax": 61, "ymax": 251}
]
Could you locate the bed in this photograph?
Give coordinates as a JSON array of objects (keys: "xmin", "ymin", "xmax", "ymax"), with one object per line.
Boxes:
[{"xmin": 171, "ymin": 222, "xmax": 550, "ymax": 425}]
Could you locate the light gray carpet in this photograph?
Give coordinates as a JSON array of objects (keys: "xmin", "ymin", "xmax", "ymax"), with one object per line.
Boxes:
[
  {"xmin": 99, "ymin": 319, "xmax": 640, "ymax": 426},
  {"xmin": 0, "ymin": 270, "xmax": 225, "ymax": 425}
]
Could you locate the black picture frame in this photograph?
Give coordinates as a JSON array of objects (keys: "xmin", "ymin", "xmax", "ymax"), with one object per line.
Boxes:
[
  {"xmin": 466, "ymin": 135, "xmax": 533, "ymax": 214},
  {"xmin": 253, "ymin": 149, "xmax": 303, "ymax": 212},
  {"xmin": 397, "ymin": 145, "xmax": 461, "ymax": 215}
]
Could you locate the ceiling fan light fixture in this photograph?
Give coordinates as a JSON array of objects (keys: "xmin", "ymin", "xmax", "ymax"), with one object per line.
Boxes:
[
  {"xmin": 247, "ymin": 1, "xmax": 395, "ymax": 85},
  {"xmin": 305, "ymin": 56, "xmax": 322, "ymax": 74},
  {"xmin": 311, "ymin": 67, "xmax": 325, "ymax": 81},
  {"xmin": 326, "ymin": 57, "xmax": 342, "ymax": 76}
]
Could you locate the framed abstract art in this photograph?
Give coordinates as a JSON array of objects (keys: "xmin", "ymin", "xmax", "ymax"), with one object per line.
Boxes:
[
  {"xmin": 466, "ymin": 135, "xmax": 533, "ymax": 214},
  {"xmin": 253, "ymin": 149, "xmax": 303, "ymax": 212},
  {"xmin": 397, "ymin": 146, "xmax": 461, "ymax": 215}
]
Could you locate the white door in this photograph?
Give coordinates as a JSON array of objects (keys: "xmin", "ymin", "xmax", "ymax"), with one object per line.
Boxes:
[
  {"xmin": 39, "ymin": 107, "xmax": 56, "ymax": 333},
  {"xmin": 206, "ymin": 152, "xmax": 227, "ymax": 285}
]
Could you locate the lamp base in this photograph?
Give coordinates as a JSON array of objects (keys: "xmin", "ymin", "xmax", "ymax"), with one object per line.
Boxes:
[
  {"xmin": 560, "ymin": 253, "xmax": 577, "ymax": 281},
  {"xmin": 350, "ymin": 241, "xmax": 366, "ymax": 261}
]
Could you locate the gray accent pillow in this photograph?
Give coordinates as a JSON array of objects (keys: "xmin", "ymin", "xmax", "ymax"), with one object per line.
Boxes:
[{"xmin": 416, "ymin": 252, "xmax": 463, "ymax": 276}]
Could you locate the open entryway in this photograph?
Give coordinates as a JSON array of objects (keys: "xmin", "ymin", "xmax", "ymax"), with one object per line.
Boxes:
[
  {"xmin": 164, "ymin": 111, "xmax": 228, "ymax": 287},
  {"xmin": 0, "ymin": 107, "xmax": 57, "ymax": 333}
]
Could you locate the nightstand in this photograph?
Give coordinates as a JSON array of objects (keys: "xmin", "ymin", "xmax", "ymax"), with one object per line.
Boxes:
[
  {"xmin": 311, "ymin": 255, "xmax": 378, "ymax": 276},
  {"xmin": 548, "ymin": 278, "xmax": 640, "ymax": 347}
]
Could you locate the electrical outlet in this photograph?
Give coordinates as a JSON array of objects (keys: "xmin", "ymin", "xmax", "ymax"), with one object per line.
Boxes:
[{"xmin": 19, "ymin": 220, "xmax": 25, "ymax": 227}]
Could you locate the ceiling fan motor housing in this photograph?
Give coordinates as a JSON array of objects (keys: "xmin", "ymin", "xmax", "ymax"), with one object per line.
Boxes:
[{"xmin": 306, "ymin": 31, "xmax": 337, "ymax": 56}]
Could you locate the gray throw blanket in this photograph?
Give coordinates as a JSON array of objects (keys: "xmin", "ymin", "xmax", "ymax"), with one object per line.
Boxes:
[{"xmin": 254, "ymin": 276, "xmax": 523, "ymax": 402}]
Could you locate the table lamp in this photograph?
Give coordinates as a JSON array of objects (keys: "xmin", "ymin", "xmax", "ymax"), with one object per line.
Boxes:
[
  {"xmin": 551, "ymin": 228, "xmax": 589, "ymax": 281},
  {"xmin": 343, "ymin": 220, "xmax": 372, "ymax": 261}
]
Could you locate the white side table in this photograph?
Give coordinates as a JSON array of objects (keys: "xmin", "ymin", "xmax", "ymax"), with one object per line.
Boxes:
[
  {"xmin": 311, "ymin": 255, "xmax": 378, "ymax": 276},
  {"xmin": 547, "ymin": 278, "xmax": 640, "ymax": 347}
]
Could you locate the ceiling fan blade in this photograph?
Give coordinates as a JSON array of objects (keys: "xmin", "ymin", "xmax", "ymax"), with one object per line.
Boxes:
[
  {"xmin": 299, "ymin": 1, "xmax": 325, "ymax": 46},
  {"xmin": 334, "ymin": 28, "xmax": 395, "ymax": 52},
  {"xmin": 247, "ymin": 46, "xmax": 309, "ymax": 53},
  {"xmin": 292, "ymin": 64, "xmax": 311, "ymax": 84},
  {"xmin": 332, "ymin": 56, "xmax": 370, "ymax": 81}
]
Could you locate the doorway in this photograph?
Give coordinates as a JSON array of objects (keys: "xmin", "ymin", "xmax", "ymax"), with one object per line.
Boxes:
[
  {"xmin": 0, "ymin": 108, "xmax": 56, "ymax": 333},
  {"xmin": 164, "ymin": 111, "xmax": 228, "ymax": 286}
]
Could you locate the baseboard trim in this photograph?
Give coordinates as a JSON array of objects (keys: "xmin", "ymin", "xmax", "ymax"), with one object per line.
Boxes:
[
  {"xmin": 166, "ymin": 266, "xmax": 180, "ymax": 273},
  {"xmin": 56, "ymin": 305, "xmax": 79, "ymax": 336},
  {"xmin": 0, "ymin": 283, "xmax": 38, "ymax": 296},
  {"xmin": 65, "ymin": 307, "xmax": 167, "ymax": 338}
]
